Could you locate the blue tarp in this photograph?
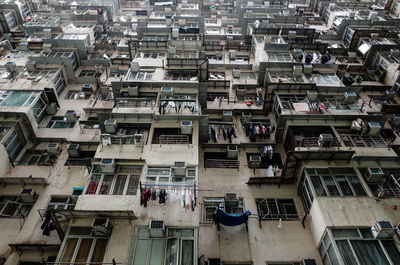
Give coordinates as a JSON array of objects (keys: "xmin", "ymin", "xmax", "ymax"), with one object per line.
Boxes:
[{"xmin": 213, "ymin": 209, "xmax": 251, "ymax": 226}]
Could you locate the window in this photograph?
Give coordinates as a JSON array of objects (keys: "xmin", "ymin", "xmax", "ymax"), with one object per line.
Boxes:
[
  {"xmin": 56, "ymin": 227, "xmax": 108, "ymax": 264},
  {"xmin": 47, "ymin": 196, "xmax": 76, "ymax": 211},
  {"xmin": 47, "ymin": 117, "xmax": 76, "ymax": 128},
  {"xmin": 132, "ymin": 228, "xmax": 196, "ymax": 265},
  {"xmin": 0, "ymin": 196, "xmax": 33, "ymax": 218},
  {"xmin": 319, "ymin": 228, "xmax": 400, "ymax": 265},
  {"xmin": 19, "ymin": 150, "xmax": 58, "ymax": 166},
  {"xmin": 299, "ymin": 168, "xmax": 367, "ymax": 211},
  {"xmin": 84, "ymin": 166, "xmax": 141, "ymax": 195},
  {"xmin": 256, "ymin": 198, "xmax": 298, "ymax": 220}
]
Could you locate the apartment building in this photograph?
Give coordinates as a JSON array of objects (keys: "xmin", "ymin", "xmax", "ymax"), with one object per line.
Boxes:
[{"xmin": 0, "ymin": 1, "xmax": 399, "ymax": 265}]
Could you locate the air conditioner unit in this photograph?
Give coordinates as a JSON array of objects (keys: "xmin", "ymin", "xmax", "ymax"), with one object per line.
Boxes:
[
  {"xmin": 25, "ymin": 60, "xmax": 36, "ymax": 71},
  {"xmin": 172, "ymin": 28, "xmax": 179, "ymax": 38},
  {"xmin": 303, "ymin": 64, "xmax": 313, "ymax": 75},
  {"xmin": 288, "ymin": 31, "xmax": 296, "ymax": 40},
  {"xmin": 173, "ymin": 162, "xmax": 186, "ymax": 176},
  {"xmin": 344, "ymin": 92, "xmax": 357, "ymax": 104},
  {"xmin": 47, "ymin": 143, "xmax": 60, "ymax": 154},
  {"xmin": 264, "ymin": 36, "xmax": 271, "ymax": 44},
  {"xmin": 241, "ymin": 112, "xmax": 251, "ymax": 123},
  {"xmin": 307, "ymin": 91, "xmax": 318, "ymax": 102},
  {"xmin": 46, "ymin": 102, "xmax": 58, "ymax": 115},
  {"xmin": 318, "ymin": 134, "xmax": 334, "ymax": 147},
  {"xmin": 130, "ymin": 61, "xmax": 140, "ymax": 72},
  {"xmin": 249, "ymin": 155, "xmax": 261, "ymax": 168},
  {"xmin": 181, "ymin": 121, "xmax": 193, "ymax": 135},
  {"xmin": 100, "ymin": 158, "xmax": 116, "ymax": 173},
  {"xmin": 348, "ymin": 52, "xmax": 356, "ymax": 58},
  {"xmin": 236, "ymin": 87, "xmax": 246, "ymax": 97},
  {"xmin": 65, "ymin": 110, "xmax": 77, "ymax": 122},
  {"xmin": 293, "ymin": 65, "xmax": 302, "ymax": 77},
  {"xmin": 43, "ymin": 43, "xmax": 52, "ymax": 53},
  {"xmin": 368, "ymin": 122, "xmax": 381, "ymax": 135},
  {"xmin": 233, "ymin": 69, "xmax": 241, "ymax": 78},
  {"xmin": 372, "ymin": 221, "xmax": 395, "ymax": 239},
  {"xmin": 302, "ymin": 259, "xmax": 317, "ymax": 265},
  {"xmin": 67, "ymin": 144, "xmax": 80, "ymax": 157},
  {"xmin": 134, "ymin": 134, "xmax": 143, "ymax": 144},
  {"xmin": 82, "ymin": 84, "xmax": 93, "ymax": 95},
  {"xmin": 149, "ymin": 220, "xmax": 165, "ymax": 238},
  {"xmin": 370, "ymin": 33, "xmax": 379, "ymax": 41},
  {"xmin": 385, "ymin": 90, "xmax": 396, "ymax": 99},
  {"xmin": 161, "ymin": 87, "xmax": 173, "ymax": 97},
  {"xmin": 222, "ymin": 111, "xmax": 233, "ymax": 122},
  {"xmin": 92, "ymin": 218, "xmax": 112, "ymax": 236},
  {"xmin": 128, "ymin": 85, "xmax": 139, "ymax": 96},
  {"xmin": 104, "ymin": 119, "xmax": 117, "ymax": 134},
  {"xmin": 390, "ymin": 49, "xmax": 400, "ymax": 57},
  {"xmin": 366, "ymin": 167, "xmax": 384, "ymax": 183},
  {"xmin": 227, "ymin": 145, "xmax": 238, "ymax": 159},
  {"xmin": 19, "ymin": 188, "xmax": 38, "ymax": 203},
  {"xmin": 392, "ymin": 114, "xmax": 400, "ymax": 126}
]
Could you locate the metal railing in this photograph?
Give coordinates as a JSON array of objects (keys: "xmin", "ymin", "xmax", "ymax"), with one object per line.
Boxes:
[
  {"xmin": 159, "ymin": 135, "xmax": 190, "ymax": 144},
  {"xmin": 295, "ymin": 135, "xmax": 388, "ymax": 148},
  {"xmin": 204, "ymin": 159, "xmax": 239, "ymax": 169}
]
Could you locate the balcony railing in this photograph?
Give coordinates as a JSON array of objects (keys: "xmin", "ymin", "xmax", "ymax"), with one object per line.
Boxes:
[
  {"xmin": 295, "ymin": 135, "xmax": 389, "ymax": 148},
  {"xmin": 159, "ymin": 135, "xmax": 190, "ymax": 144},
  {"xmin": 204, "ymin": 159, "xmax": 239, "ymax": 169}
]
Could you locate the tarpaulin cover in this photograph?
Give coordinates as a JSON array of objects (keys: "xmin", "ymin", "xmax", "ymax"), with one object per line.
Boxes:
[{"xmin": 213, "ymin": 209, "xmax": 251, "ymax": 226}]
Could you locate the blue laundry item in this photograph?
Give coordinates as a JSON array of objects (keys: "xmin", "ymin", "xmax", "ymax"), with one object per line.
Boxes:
[{"xmin": 213, "ymin": 209, "xmax": 251, "ymax": 226}]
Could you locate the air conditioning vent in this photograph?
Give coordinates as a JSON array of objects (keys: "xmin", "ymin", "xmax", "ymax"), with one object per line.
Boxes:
[
  {"xmin": 173, "ymin": 162, "xmax": 186, "ymax": 176},
  {"xmin": 149, "ymin": 220, "xmax": 165, "ymax": 237},
  {"xmin": 104, "ymin": 119, "xmax": 117, "ymax": 134},
  {"xmin": 100, "ymin": 158, "xmax": 116, "ymax": 173},
  {"xmin": 181, "ymin": 121, "xmax": 192, "ymax": 135},
  {"xmin": 92, "ymin": 218, "xmax": 112, "ymax": 236},
  {"xmin": 47, "ymin": 143, "xmax": 60, "ymax": 154},
  {"xmin": 366, "ymin": 167, "xmax": 384, "ymax": 183},
  {"xmin": 372, "ymin": 220, "xmax": 395, "ymax": 239},
  {"xmin": 67, "ymin": 144, "xmax": 80, "ymax": 157},
  {"xmin": 19, "ymin": 188, "xmax": 38, "ymax": 203}
]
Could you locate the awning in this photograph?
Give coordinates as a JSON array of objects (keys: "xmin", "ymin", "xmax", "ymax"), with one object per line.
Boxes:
[{"xmin": 213, "ymin": 209, "xmax": 251, "ymax": 226}]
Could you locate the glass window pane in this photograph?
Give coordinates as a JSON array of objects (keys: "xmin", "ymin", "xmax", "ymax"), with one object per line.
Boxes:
[
  {"xmin": 149, "ymin": 239, "xmax": 164, "ymax": 265},
  {"xmin": 348, "ymin": 176, "xmax": 367, "ymax": 196},
  {"xmin": 133, "ymin": 239, "xmax": 149, "ymax": 265},
  {"xmin": 182, "ymin": 240, "xmax": 194, "ymax": 265},
  {"xmin": 332, "ymin": 229, "xmax": 360, "ymax": 238},
  {"xmin": 351, "ymin": 240, "xmax": 390, "ymax": 265},
  {"xmin": 60, "ymin": 238, "xmax": 78, "ymax": 262},
  {"xmin": 75, "ymin": 238, "xmax": 93, "ymax": 262},
  {"xmin": 311, "ymin": 176, "xmax": 327, "ymax": 196},
  {"xmin": 113, "ymin": 175, "xmax": 127, "ymax": 195},
  {"xmin": 336, "ymin": 176, "xmax": 353, "ymax": 196},
  {"xmin": 336, "ymin": 240, "xmax": 358, "ymax": 265},
  {"xmin": 323, "ymin": 176, "xmax": 340, "ymax": 196},
  {"xmin": 91, "ymin": 239, "xmax": 108, "ymax": 263},
  {"xmin": 166, "ymin": 239, "xmax": 178, "ymax": 265},
  {"xmin": 99, "ymin": 175, "xmax": 114, "ymax": 195},
  {"xmin": 327, "ymin": 245, "xmax": 340, "ymax": 265},
  {"xmin": 382, "ymin": 240, "xmax": 400, "ymax": 264}
]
